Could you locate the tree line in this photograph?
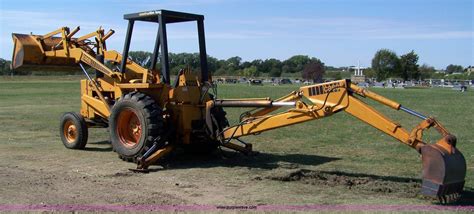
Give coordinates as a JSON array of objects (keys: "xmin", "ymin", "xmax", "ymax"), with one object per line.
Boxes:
[
  {"xmin": 127, "ymin": 51, "xmax": 326, "ymax": 82},
  {"xmin": 0, "ymin": 52, "xmax": 326, "ymax": 82},
  {"xmin": 0, "ymin": 58, "xmax": 11, "ymax": 75},
  {"xmin": 369, "ymin": 49, "xmax": 472, "ymax": 81},
  {"xmin": 1, "ymin": 50, "xmax": 471, "ymax": 81}
]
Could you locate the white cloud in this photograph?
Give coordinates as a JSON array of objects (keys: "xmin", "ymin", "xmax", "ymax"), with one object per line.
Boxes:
[
  {"xmin": 207, "ymin": 30, "xmax": 273, "ymax": 39},
  {"xmin": 1, "ymin": 7, "xmax": 471, "ymax": 64},
  {"xmin": 0, "ymin": 10, "xmax": 120, "ymax": 58},
  {"xmin": 0, "ymin": 10, "xmax": 118, "ymax": 32},
  {"xmin": 371, "ymin": 31, "xmax": 474, "ymax": 39},
  {"xmin": 221, "ymin": 16, "xmax": 473, "ymax": 40},
  {"xmin": 115, "ymin": 0, "xmax": 228, "ymax": 10}
]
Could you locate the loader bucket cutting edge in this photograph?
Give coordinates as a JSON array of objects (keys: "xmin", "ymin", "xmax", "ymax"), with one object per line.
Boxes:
[
  {"xmin": 420, "ymin": 143, "xmax": 466, "ymax": 198},
  {"xmin": 12, "ymin": 33, "xmax": 80, "ymax": 72}
]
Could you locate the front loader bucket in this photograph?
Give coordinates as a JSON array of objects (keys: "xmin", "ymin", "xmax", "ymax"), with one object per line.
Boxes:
[
  {"xmin": 11, "ymin": 33, "xmax": 80, "ymax": 72},
  {"xmin": 420, "ymin": 136, "xmax": 466, "ymax": 199}
]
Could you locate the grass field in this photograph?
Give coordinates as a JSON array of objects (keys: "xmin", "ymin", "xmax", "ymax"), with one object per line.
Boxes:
[{"xmin": 0, "ymin": 76, "xmax": 473, "ymax": 210}]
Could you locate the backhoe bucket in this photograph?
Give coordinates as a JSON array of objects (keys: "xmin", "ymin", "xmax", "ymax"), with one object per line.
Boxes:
[
  {"xmin": 11, "ymin": 33, "xmax": 79, "ymax": 72},
  {"xmin": 420, "ymin": 136, "xmax": 466, "ymax": 198}
]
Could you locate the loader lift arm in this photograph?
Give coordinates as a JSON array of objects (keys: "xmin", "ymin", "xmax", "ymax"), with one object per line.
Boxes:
[
  {"xmin": 209, "ymin": 79, "xmax": 466, "ymax": 199},
  {"xmin": 12, "ymin": 26, "xmax": 163, "ymax": 118},
  {"xmin": 12, "ymin": 26, "xmax": 157, "ymax": 83}
]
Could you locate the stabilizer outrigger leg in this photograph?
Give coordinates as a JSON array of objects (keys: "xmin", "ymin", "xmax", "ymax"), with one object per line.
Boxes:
[
  {"xmin": 130, "ymin": 145, "xmax": 174, "ymax": 173},
  {"xmin": 218, "ymin": 136, "xmax": 254, "ymax": 155},
  {"xmin": 130, "ymin": 134, "xmax": 174, "ymax": 173}
]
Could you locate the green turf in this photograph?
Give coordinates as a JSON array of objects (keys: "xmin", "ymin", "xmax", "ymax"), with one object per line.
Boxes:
[
  {"xmin": 219, "ymin": 83, "xmax": 473, "ymax": 184},
  {"xmin": 0, "ymin": 76, "xmax": 472, "ymax": 205}
]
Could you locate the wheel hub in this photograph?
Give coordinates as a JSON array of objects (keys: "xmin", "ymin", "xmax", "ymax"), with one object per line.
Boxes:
[
  {"xmin": 116, "ymin": 108, "xmax": 142, "ymax": 148},
  {"xmin": 63, "ymin": 121, "xmax": 77, "ymax": 143}
]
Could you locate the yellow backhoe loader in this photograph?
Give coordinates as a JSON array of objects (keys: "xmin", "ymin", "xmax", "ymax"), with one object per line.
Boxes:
[{"xmin": 11, "ymin": 10, "xmax": 466, "ymax": 201}]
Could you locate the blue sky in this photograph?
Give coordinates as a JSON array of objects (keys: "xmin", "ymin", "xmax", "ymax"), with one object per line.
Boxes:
[{"xmin": 0, "ymin": 0, "xmax": 472, "ymax": 69}]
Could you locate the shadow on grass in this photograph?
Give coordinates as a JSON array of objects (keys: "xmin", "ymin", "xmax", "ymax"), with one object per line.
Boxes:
[
  {"xmin": 83, "ymin": 147, "xmax": 113, "ymax": 152},
  {"xmin": 159, "ymin": 149, "xmax": 340, "ymax": 170},
  {"xmin": 88, "ymin": 140, "xmax": 111, "ymax": 145},
  {"xmin": 81, "ymin": 140, "xmax": 338, "ymax": 168},
  {"xmin": 83, "ymin": 140, "xmax": 112, "ymax": 152}
]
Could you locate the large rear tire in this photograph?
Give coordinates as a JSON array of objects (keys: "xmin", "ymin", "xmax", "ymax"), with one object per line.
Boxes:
[
  {"xmin": 109, "ymin": 92, "xmax": 164, "ymax": 162},
  {"xmin": 59, "ymin": 112, "xmax": 88, "ymax": 149}
]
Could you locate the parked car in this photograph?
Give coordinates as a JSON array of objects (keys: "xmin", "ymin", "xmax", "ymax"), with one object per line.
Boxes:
[
  {"xmin": 249, "ymin": 79, "xmax": 263, "ymax": 86},
  {"xmin": 225, "ymin": 79, "xmax": 238, "ymax": 84},
  {"xmin": 280, "ymin": 78, "xmax": 292, "ymax": 84}
]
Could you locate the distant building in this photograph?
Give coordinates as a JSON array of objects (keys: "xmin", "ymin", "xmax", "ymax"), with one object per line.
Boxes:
[{"xmin": 349, "ymin": 61, "xmax": 366, "ymax": 83}]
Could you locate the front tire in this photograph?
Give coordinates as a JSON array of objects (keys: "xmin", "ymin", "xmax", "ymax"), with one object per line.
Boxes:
[
  {"xmin": 59, "ymin": 112, "xmax": 88, "ymax": 149},
  {"xmin": 109, "ymin": 92, "xmax": 164, "ymax": 162}
]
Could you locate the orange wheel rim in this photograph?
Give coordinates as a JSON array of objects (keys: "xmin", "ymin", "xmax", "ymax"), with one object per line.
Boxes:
[
  {"xmin": 63, "ymin": 120, "xmax": 77, "ymax": 143},
  {"xmin": 116, "ymin": 108, "xmax": 142, "ymax": 148}
]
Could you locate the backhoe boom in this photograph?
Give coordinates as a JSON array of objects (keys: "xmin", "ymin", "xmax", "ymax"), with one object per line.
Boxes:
[{"xmin": 213, "ymin": 79, "xmax": 465, "ymax": 199}]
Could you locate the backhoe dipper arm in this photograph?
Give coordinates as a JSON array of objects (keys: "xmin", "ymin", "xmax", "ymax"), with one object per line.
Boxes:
[
  {"xmin": 347, "ymin": 84, "xmax": 457, "ymax": 152},
  {"xmin": 216, "ymin": 79, "xmax": 466, "ymax": 199}
]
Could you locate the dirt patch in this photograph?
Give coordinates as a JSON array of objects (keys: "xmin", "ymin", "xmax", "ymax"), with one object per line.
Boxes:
[
  {"xmin": 104, "ymin": 172, "xmax": 137, "ymax": 177},
  {"xmin": 0, "ymin": 165, "xmax": 186, "ymax": 205},
  {"xmin": 265, "ymin": 169, "xmax": 422, "ymax": 197}
]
